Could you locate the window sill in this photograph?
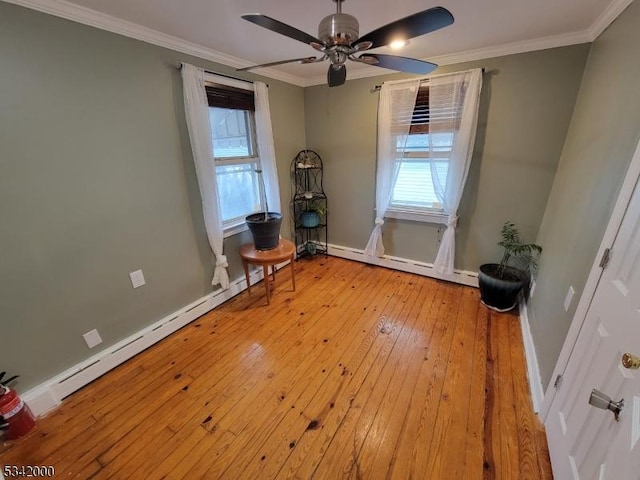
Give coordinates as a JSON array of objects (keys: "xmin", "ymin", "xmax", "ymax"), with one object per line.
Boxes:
[
  {"xmin": 223, "ymin": 220, "xmax": 249, "ymax": 238},
  {"xmin": 385, "ymin": 209, "xmax": 449, "ymax": 225}
]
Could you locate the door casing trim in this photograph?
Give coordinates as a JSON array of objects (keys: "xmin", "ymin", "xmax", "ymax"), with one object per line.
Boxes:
[{"xmin": 540, "ymin": 137, "xmax": 640, "ymax": 420}]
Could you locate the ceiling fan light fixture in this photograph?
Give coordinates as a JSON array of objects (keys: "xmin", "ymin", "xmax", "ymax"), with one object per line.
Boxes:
[{"xmin": 389, "ymin": 39, "xmax": 409, "ymax": 49}]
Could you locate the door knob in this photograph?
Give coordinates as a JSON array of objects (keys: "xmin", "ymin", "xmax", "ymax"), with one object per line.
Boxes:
[
  {"xmin": 588, "ymin": 389, "xmax": 624, "ymax": 421},
  {"xmin": 622, "ymin": 353, "xmax": 640, "ymax": 370}
]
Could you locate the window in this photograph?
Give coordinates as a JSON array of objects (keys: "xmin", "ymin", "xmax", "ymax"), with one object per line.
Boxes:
[
  {"xmin": 206, "ymin": 83, "xmax": 263, "ymax": 231},
  {"xmin": 391, "ymin": 132, "xmax": 452, "ymax": 212},
  {"xmin": 386, "ymin": 84, "xmax": 460, "ymax": 222},
  {"xmin": 366, "ymin": 70, "xmax": 481, "ymax": 269}
]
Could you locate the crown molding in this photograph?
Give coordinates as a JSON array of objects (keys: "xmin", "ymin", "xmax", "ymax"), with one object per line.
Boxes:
[
  {"xmin": 2, "ymin": 0, "xmax": 307, "ymax": 87},
  {"xmin": 4, "ymin": 0, "xmax": 633, "ymax": 88},
  {"xmin": 588, "ymin": 0, "xmax": 635, "ymax": 40},
  {"xmin": 426, "ymin": 29, "xmax": 592, "ymax": 66},
  {"xmin": 304, "ymin": 28, "xmax": 593, "ymax": 86}
]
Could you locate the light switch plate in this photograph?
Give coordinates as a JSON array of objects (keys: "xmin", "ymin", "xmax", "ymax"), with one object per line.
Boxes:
[
  {"xmin": 129, "ymin": 269, "xmax": 146, "ymax": 288},
  {"xmin": 83, "ymin": 329, "xmax": 102, "ymax": 349}
]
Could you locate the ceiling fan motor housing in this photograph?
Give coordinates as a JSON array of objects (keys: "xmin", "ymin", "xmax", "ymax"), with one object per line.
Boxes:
[{"xmin": 318, "ymin": 13, "xmax": 359, "ymax": 46}]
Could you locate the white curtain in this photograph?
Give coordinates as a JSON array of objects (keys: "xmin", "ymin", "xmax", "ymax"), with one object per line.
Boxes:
[
  {"xmin": 364, "ymin": 80, "xmax": 420, "ymax": 257},
  {"xmin": 432, "ymin": 69, "xmax": 482, "ymax": 274},
  {"xmin": 181, "ymin": 63, "xmax": 230, "ymax": 289},
  {"xmin": 254, "ymin": 82, "xmax": 281, "ymax": 213}
]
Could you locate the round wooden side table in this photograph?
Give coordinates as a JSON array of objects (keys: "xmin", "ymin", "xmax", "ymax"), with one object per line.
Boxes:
[{"xmin": 239, "ymin": 239, "xmax": 296, "ymax": 305}]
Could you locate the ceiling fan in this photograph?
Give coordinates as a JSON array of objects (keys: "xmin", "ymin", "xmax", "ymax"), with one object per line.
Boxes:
[{"xmin": 237, "ymin": 0, "xmax": 454, "ymax": 87}]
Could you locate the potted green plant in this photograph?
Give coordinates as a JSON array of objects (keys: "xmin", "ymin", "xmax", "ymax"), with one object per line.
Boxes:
[
  {"xmin": 245, "ymin": 169, "xmax": 282, "ymax": 250},
  {"xmin": 300, "ymin": 201, "xmax": 326, "ymax": 228},
  {"xmin": 478, "ymin": 221, "xmax": 542, "ymax": 312}
]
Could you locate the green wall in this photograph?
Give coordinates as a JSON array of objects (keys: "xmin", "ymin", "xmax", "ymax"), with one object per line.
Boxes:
[
  {"xmin": 529, "ymin": 1, "xmax": 640, "ymax": 388},
  {"xmin": 0, "ymin": 2, "xmax": 306, "ymax": 390},
  {"xmin": 304, "ymin": 46, "xmax": 590, "ymax": 270},
  {"xmin": 3, "ymin": 0, "xmax": 636, "ymax": 398}
]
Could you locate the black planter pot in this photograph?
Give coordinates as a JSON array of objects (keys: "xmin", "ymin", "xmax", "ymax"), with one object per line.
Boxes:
[
  {"xmin": 245, "ymin": 212, "xmax": 282, "ymax": 250},
  {"xmin": 478, "ymin": 264, "xmax": 528, "ymax": 312}
]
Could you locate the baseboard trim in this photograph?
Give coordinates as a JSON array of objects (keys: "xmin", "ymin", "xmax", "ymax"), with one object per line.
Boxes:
[
  {"xmin": 326, "ymin": 243, "xmax": 479, "ymax": 288},
  {"xmin": 22, "ymin": 263, "xmax": 285, "ymax": 417},
  {"xmin": 518, "ymin": 300, "xmax": 544, "ymax": 413},
  {"xmin": 23, "ymin": 243, "xmax": 477, "ymax": 417}
]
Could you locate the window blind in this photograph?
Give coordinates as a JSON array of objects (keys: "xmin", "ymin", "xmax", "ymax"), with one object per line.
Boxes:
[
  {"xmin": 409, "ymin": 87, "xmax": 430, "ymax": 134},
  {"xmin": 392, "ymin": 159, "xmax": 448, "ymax": 207},
  {"xmin": 391, "ymin": 83, "xmax": 465, "ymax": 134},
  {"xmin": 205, "ymin": 84, "xmax": 255, "ymax": 111}
]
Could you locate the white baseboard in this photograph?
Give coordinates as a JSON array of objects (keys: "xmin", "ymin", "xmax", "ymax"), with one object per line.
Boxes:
[
  {"xmin": 22, "ymin": 263, "xmax": 284, "ymax": 417},
  {"xmin": 23, "ymin": 243, "xmax": 478, "ymax": 418},
  {"xmin": 326, "ymin": 243, "xmax": 479, "ymax": 288},
  {"xmin": 518, "ymin": 300, "xmax": 544, "ymax": 413}
]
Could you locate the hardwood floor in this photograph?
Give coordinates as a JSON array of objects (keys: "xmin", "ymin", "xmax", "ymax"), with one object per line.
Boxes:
[{"xmin": 1, "ymin": 257, "xmax": 552, "ymax": 479}]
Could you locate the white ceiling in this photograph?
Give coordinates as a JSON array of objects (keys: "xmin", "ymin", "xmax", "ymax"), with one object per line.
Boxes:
[{"xmin": 6, "ymin": 0, "xmax": 633, "ymax": 86}]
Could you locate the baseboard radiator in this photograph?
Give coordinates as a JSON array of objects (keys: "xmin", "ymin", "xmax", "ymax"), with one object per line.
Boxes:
[{"xmin": 24, "ymin": 245, "xmax": 482, "ymax": 417}]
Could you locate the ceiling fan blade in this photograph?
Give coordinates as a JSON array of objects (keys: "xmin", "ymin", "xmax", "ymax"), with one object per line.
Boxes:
[
  {"xmin": 355, "ymin": 7, "xmax": 454, "ymax": 49},
  {"xmin": 242, "ymin": 14, "xmax": 322, "ymax": 46},
  {"xmin": 237, "ymin": 57, "xmax": 320, "ymax": 72},
  {"xmin": 359, "ymin": 54, "xmax": 438, "ymax": 74},
  {"xmin": 327, "ymin": 64, "xmax": 347, "ymax": 87}
]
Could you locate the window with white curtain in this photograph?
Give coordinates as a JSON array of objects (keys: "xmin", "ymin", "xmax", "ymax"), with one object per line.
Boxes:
[
  {"xmin": 365, "ymin": 69, "xmax": 481, "ymax": 273},
  {"xmin": 386, "ymin": 83, "xmax": 462, "ymax": 223},
  {"xmin": 206, "ymin": 82, "xmax": 264, "ymax": 233}
]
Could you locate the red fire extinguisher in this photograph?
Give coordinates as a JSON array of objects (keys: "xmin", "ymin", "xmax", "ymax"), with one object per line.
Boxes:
[{"xmin": 0, "ymin": 374, "xmax": 36, "ymax": 440}]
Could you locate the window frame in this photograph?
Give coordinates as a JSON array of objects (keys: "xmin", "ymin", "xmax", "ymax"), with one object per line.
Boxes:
[
  {"xmin": 386, "ymin": 150, "xmax": 450, "ymax": 224},
  {"xmin": 204, "ymin": 74, "xmax": 262, "ymax": 237},
  {"xmin": 385, "ymin": 83, "xmax": 456, "ymax": 226}
]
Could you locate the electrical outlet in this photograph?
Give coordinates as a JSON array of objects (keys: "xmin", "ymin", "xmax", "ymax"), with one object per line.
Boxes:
[
  {"xmin": 129, "ymin": 269, "xmax": 146, "ymax": 288},
  {"xmin": 83, "ymin": 329, "xmax": 102, "ymax": 349},
  {"xmin": 563, "ymin": 286, "xmax": 575, "ymax": 312}
]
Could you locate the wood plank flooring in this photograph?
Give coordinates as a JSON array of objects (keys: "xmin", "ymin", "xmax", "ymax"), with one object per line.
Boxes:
[{"xmin": 0, "ymin": 257, "xmax": 553, "ymax": 479}]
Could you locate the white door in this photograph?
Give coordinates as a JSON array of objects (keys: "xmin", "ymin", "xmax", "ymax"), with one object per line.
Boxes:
[{"xmin": 545, "ymin": 172, "xmax": 640, "ymax": 479}]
